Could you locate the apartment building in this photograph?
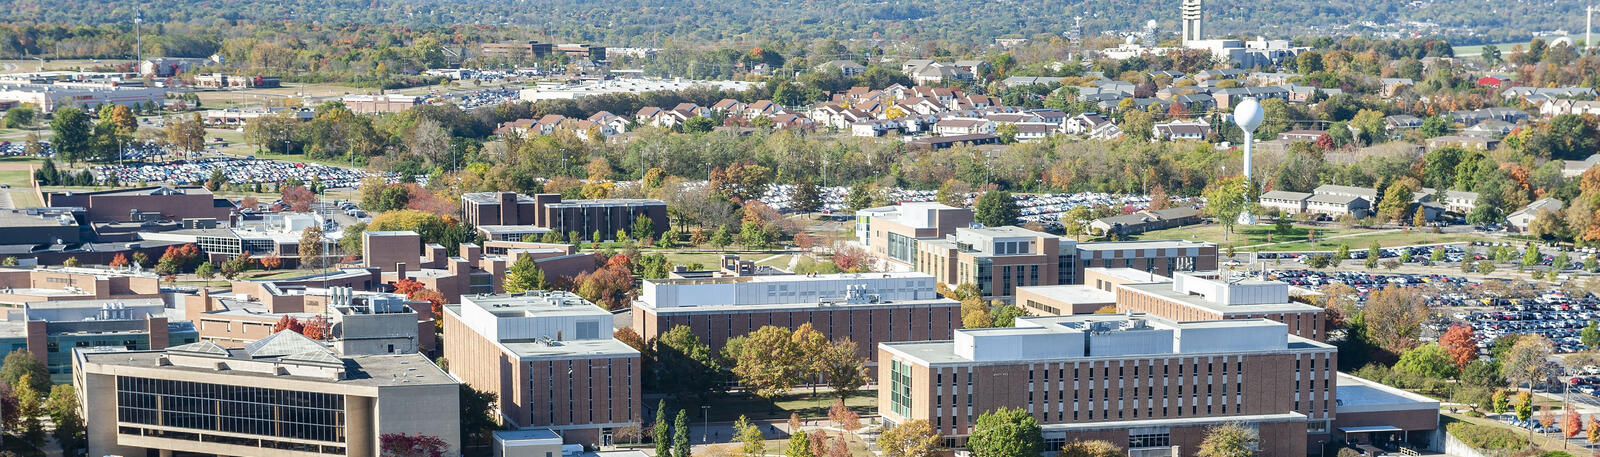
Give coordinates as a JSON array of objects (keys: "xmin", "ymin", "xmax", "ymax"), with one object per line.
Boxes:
[
  {"xmin": 443, "ymin": 292, "xmax": 640, "ymax": 446},
  {"xmin": 1073, "ymin": 240, "xmax": 1217, "ymax": 278},
  {"xmin": 855, "ymin": 202, "xmax": 973, "ymax": 267},
  {"xmin": 75, "ymin": 330, "xmax": 459, "ymax": 457},
  {"xmin": 460, "ymin": 192, "xmax": 668, "ymax": 242},
  {"xmin": 631, "ymin": 272, "xmax": 960, "ymax": 363},
  {"xmin": 878, "ymin": 313, "xmax": 1337, "ymax": 455},
  {"xmin": 1115, "ymin": 271, "xmax": 1326, "ymax": 341},
  {"xmin": 915, "ymin": 226, "xmax": 1077, "ymax": 298}
]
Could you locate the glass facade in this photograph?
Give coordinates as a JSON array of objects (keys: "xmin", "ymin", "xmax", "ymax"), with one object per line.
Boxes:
[
  {"xmin": 116, "ymin": 376, "xmax": 346, "ymax": 443},
  {"xmin": 887, "ymin": 233, "xmax": 917, "ymax": 264},
  {"xmin": 889, "ymin": 360, "xmax": 913, "ymax": 418}
]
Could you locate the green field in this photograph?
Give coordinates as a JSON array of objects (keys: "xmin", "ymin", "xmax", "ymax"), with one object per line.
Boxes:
[
  {"xmin": 1257, "ymin": 230, "xmax": 1491, "ymax": 252},
  {"xmin": 1134, "ymin": 223, "xmax": 1494, "ymax": 252},
  {"xmin": 1131, "ymin": 223, "xmax": 1356, "ymax": 246},
  {"xmin": 0, "ymin": 169, "xmax": 40, "ymax": 208},
  {"xmin": 699, "ymin": 390, "xmax": 876, "ymax": 422},
  {"xmin": 1453, "ymin": 36, "xmax": 1580, "ymax": 56}
]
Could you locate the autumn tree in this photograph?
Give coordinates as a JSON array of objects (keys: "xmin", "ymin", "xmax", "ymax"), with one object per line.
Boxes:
[
  {"xmin": 1565, "ymin": 407, "xmax": 1583, "ymax": 441},
  {"xmin": 730, "ymin": 326, "xmax": 808, "ymax": 398},
  {"xmin": 272, "ymin": 315, "xmax": 305, "ymax": 334},
  {"xmin": 1503, "ymin": 335, "xmax": 1554, "ymax": 390},
  {"xmin": 1202, "ymin": 176, "xmax": 1250, "ymax": 239},
  {"xmin": 299, "ymin": 225, "xmax": 326, "ymax": 269},
  {"xmin": 879, "ymin": 419, "xmax": 940, "ymax": 457},
  {"xmin": 818, "ymin": 339, "xmax": 868, "ymax": 397},
  {"xmin": 1362, "ymin": 286, "xmax": 1429, "ymax": 355},
  {"xmin": 1196, "ymin": 423, "xmax": 1259, "ymax": 457},
  {"xmin": 282, "ymin": 185, "xmax": 316, "ymax": 212},
  {"xmin": 302, "ymin": 315, "xmax": 331, "ymax": 340},
  {"xmin": 109, "ymin": 253, "xmax": 129, "ymax": 268},
  {"xmin": 1059, "ymin": 440, "xmax": 1123, "ymax": 457},
  {"xmin": 828, "ymin": 398, "xmax": 860, "ymax": 431},
  {"xmin": 736, "ymin": 415, "xmax": 766, "ymax": 457},
  {"xmin": 1439, "ymin": 325, "xmax": 1478, "ymax": 370}
]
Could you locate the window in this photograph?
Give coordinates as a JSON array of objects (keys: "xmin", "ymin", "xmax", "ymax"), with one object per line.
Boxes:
[
  {"xmin": 116, "ymin": 376, "xmax": 345, "ymax": 443},
  {"xmin": 1129, "ymin": 431, "xmax": 1171, "ymax": 448},
  {"xmin": 576, "ymin": 321, "xmax": 601, "ymax": 340}
]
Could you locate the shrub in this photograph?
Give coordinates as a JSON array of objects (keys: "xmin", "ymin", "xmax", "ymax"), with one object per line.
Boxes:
[{"xmin": 1445, "ymin": 422, "xmax": 1527, "ymax": 451}]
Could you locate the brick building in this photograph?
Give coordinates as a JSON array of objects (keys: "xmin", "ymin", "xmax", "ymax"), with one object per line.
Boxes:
[
  {"xmin": 0, "ymin": 298, "xmax": 195, "ymax": 384},
  {"xmin": 443, "ymin": 292, "xmax": 640, "ymax": 446},
  {"xmin": 43, "ymin": 186, "xmax": 235, "ymax": 223},
  {"xmin": 915, "ymin": 226, "xmax": 1077, "ymax": 298},
  {"xmin": 855, "ymin": 202, "xmax": 973, "ymax": 268},
  {"xmin": 1114, "ymin": 271, "xmax": 1327, "ymax": 341},
  {"xmin": 481, "ymin": 41, "xmax": 555, "ymax": 59},
  {"xmin": 460, "ymin": 192, "xmax": 667, "ymax": 242},
  {"xmin": 878, "ymin": 313, "xmax": 1337, "ymax": 454},
  {"xmin": 631, "ymin": 272, "xmax": 960, "ymax": 364}
]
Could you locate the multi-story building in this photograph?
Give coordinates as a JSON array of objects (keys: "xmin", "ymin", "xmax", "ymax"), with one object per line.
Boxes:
[
  {"xmin": 1115, "ymin": 271, "xmax": 1326, "ymax": 341},
  {"xmin": 460, "ymin": 192, "xmax": 668, "ymax": 242},
  {"xmin": 0, "ymin": 298, "xmax": 196, "ymax": 384},
  {"xmin": 878, "ymin": 313, "xmax": 1336, "ymax": 454},
  {"xmin": 0, "ymin": 207, "xmax": 85, "ymax": 246},
  {"xmin": 340, "ymin": 94, "xmax": 423, "ymax": 114},
  {"xmin": 482, "ymin": 40, "xmax": 555, "ymax": 59},
  {"xmin": 1072, "ymin": 240, "xmax": 1217, "ymax": 278},
  {"xmin": 915, "ymin": 226, "xmax": 1077, "ymax": 298},
  {"xmin": 855, "ymin": 202, "xmax": 973, "ymax": 267},
  {"xmin": 75, "ymin": 330, "xmax": 459, "ymax": 457},
  {"xmin": 631, "ymin": 272, "xmax": 960, "ymax": 363},
  {"xmin": 44, "ymin": 185, "xmax": 236, "ymax": 223},
  {"xmin": 0, "ymin": 265, "xmax": 165, "ymax": 306},
  {"xmin": 443, "ymin": 292, "xmax": 640, "ymax": 445}
]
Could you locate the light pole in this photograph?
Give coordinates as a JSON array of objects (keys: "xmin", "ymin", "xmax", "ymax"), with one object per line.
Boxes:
[
  {"xmin": 1232, "ymin": 97, "xmax": 1264, "ymax": 226},
  {"xmin": 701, "ymin": 405, "xmax": 711, "ymax": 443}
]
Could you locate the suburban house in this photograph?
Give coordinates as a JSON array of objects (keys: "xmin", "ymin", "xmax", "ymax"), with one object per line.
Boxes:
[
  {"xmin": 816, "ymin": 60, "xmax": 867, "ymax": 76},
  {"xmin": 851, "ymin": 120, "xmax": 900, "ymax": 137},
  {"xmin": 1065, "ymin": 113, "xmax": 1122, "ymax": 140},
  {"xmin": 1088, "ymin": 207, "xmax": 1202, "ymax": 236},
  {"xmin": 1151, "ymin": 120, "xmax": 1211, "ymax": 141},
  {"xmin": 1508, "ymin": 198, "xmax": 1565, "ymax": 232},
  {"xmin": 933, "ymin": 118, "xmax": 997, "ymax": 136}
]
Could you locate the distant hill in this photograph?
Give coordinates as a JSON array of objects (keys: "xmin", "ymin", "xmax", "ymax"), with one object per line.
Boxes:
[{"xmin": 5, "ymin": 0, "xmax": 1583, "ymax": 47}]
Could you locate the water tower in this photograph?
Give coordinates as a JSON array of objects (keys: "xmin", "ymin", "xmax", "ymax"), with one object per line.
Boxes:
[{"xmin": 1233, "ymin": 97, "xmax": 1264, "ymax": 225}]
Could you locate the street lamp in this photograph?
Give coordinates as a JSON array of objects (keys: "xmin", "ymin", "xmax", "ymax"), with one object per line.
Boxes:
[
  {"xmin": 1232, "ymin": 97, "xmax": 1265, "ymax": 226},
  {"xmin": 701, "ymin": 405, "xmax": 711, "ymax": 443}
]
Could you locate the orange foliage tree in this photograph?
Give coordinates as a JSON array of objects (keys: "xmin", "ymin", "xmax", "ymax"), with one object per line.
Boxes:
[
  {"xmin": 302, "ymin": 315, "xmax": 331, "ymax": 340},
  {"xmin": 1439, "ymin": 325, "xmax": 1478, "ymax": 370},
  {"xmin": 272, "ymin": 315, "xmax": 305, "ymax": 334},
  {"xmin": 109, "ymin": 253, "xmax": 129, "ymax": 268},
  {"xmin": 573, "ymin": 254, "xmax": 636, "ymax": 310},
  {"xmin": 260, "ymin": 255, "xmax": 283, "ymax": 270}
]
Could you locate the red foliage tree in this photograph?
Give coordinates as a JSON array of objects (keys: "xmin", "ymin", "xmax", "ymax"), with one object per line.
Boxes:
[
  {"xmin": 109, "ymin": 253, "xmax": 129, "ymax": 268},
  {"xmin": 302, "ymin": 315, "xmax": 331, "ymax": 340},
  {"xmin": 831, "ymin": 242, "xmax": 875, "ymax": 272},
  {"xmin": 572, "ymin": 254, "xmax": 635, "ymax": 310},
  {"xmin": 260, "ymin": 255, "xmax": 283, "ymax": 270},
  {"xmin": 379, "ymin": 433, "xmax": 448, "ymax": 457},
  {"xmin": 1439, "ymin": 325, "xmax": 1478, "ymax": 370},
  {"xmin": 272, "ymin": 315, "xmax": 304, "ymax": 334},
  {"xmin": 281, "ymin": 185, "xmax": 316, "ymax": 213},
  {"xmin": 393, "ymin": 278, "xmax": 426, "ymax": 296},
  {"xmin": 1564, "ymin": 407, "xmax": 1583, "ymax": 439},
  {"xmin": 411, "ymin": 289, "xmax": 445, "ymax": 321}
]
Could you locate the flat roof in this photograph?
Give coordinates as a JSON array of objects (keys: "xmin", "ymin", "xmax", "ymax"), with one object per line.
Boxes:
[
  {"xmin": 478, "ymin": 225, "xmax": 554, "ymax": 234},
  {"xmin": 880, "ymin": 337, "xmax": 1331, "ymax": 366},
  {"xmin": 460, "ymin": 292, "xmax": 612, "ymax": 318},
  {"xmin": 78, "ymin": 349, "xmax": 453, "ymax": 388},
  {"xmin": 1086, "ymin": 267, "xmax": 1168, "ymax": 284},
  {"xmin": 1015, "ymin": 285, "xmax": 1115, "ymax": 304},
  {"xmin": 1041, "ymin": 412, "xmax": 1307, "ymax": 433},
  {"xmin": 645, "ymin": 297, "xmax": 959, "ymax": 315},
  {"xmin": 647, "ymin": 271, "xmax": 932, "ymax": 286},
  {"xmin": 1336, "ymin": 372, "xmax": 1441, "ymax": 414},
  {"xmin": 1074, "ymin": 240, "xmax": 1216, "ymax": 250},
  {"xmin": 1120, "ymin": 282, "xmax": 1322, "ymax": 315}
]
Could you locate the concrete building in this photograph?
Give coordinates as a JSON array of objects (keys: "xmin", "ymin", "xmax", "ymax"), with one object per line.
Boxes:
[
  {"xmin": 44, "ymin": 186, "xmax": 235, "ymax": 223},
  {"xmin": 915, "ymin": 226, "xmax": 1077, "ymax": 298},
  {"xmin": 1115, "ymin": 271, "xmax": 1326, "ymax": 341},
  {"xmin": 1181, "ymin": 0, "xmax": 1204, "ymax": 44},
  {"xmin": 0, "ymin": 82, "xmax": 166, "ymax": 113},
  {"xmin": 878, "ymin": 313, "xmax": 1336, "ymax": 453},
  {"xmin": 184, "ymin": 283, "xmax": 435, "ymax": 355},
  {"xmin": 359, "ymin": 231, "xmax": 596, "ymax": 299},
  {"xmin": 0, "ymin": 266, "xmax": 165, "ymax": 306},
  {"xmin": 0, "ymin": 298, "xmax": 195, "ymax": 384},
  {"xmin": 0, "ymin": 208, "xmax": 85, "ymax": 246},
  {"xmin": 1072, "ymin": 240, "xmax": 1218, "ymax": 279},
  {"xmin": 341, "ymin": 95, "xmax": 423, "ymax": 114},
  {"xmin": 631, "ymin": 272, "xmax": 960, "ymax": 363},
  {"xmin": 75, "ymin": 330, "xmax": 460, "ymax": 457},
  {"xmin": 482, "ymin": 41, "xmax": 556, "ymax": 59},
  {"xmin": 460, "ymin": 192, "xmax": 668, "ymax": 242},
  {"xmin": 855, "ymin": 202, "xmax": 974, "ymax": 268},
  {"xmin": 443, "ymin": 292, "xmax": 640, "ymax": 446},
  {"xmin": 1015, "ymin": 285, "xmax": 1116, "ymax": 316}
]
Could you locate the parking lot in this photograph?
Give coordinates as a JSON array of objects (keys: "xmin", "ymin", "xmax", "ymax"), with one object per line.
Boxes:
[
  {"xmin": 756, "ymin": 184, "xmax": 1166, "ymax": 224},
  {"xmin": 93, "ymin": 157, "xmax": 395, "ymax": 188}
]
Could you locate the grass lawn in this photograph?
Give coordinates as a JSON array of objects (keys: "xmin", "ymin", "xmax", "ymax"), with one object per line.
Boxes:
[
  {"xmin": 240, "ymin": 269, "xmax": 318, "ymax": 280},
  {"xmin": 1257, "ymin": 230, "xmax": 1493, "ymax": 252},
  {"xmin": 1132, "ymin": 222, "xmax": 1356, "ymax": 246},
  {"xmin": 700, "ymin": 390, "xmax": 876, "ymax": 423},
  {"xmin": 1440, "ymin": 412, "xmax": 1570, "ymax": 451}
]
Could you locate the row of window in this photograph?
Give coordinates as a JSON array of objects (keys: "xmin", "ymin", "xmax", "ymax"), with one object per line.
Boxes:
[
  {"xmin": 116, "ymin": 376, "xmax": 346, "ymax": 443},
  {"xmin": 538, "ymin": 358, "xmax": 633, "ymax": 426}
]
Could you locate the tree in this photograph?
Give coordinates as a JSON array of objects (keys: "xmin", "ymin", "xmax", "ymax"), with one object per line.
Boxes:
[
  {"xmin": 14, "ymin": 373, "xmax": 42, "ymax": 449},
  {"xmin": 50, "ymin": 107, "xmax": 92, "ymax": 165},
  {"xmin": 1590, "ymin": 414, "xmax": 1600, "ymax": 445},
  {"xmin": 1334, "ymin": 243, "xmax": 1350, "ymax": 264},
  {"xmin": 673, "ymin": 409, "xmax": 691, "ymax": 457},
  {"xmin": 1584, "ymin": 320, "xmax": 1600, "ymax": 349},
  {"xmin": 379, "ymin": 433, "xmax": 449, "ymax": 457},
  {"xmin": 299, "ymin": 225, "xmax": 326, "ymax": 269},
  {"xmin": 302, "ymin": 315, "xmax": 331, "ymax": 340},
  {"xmin": 792, "ymin": 178, "xmax": 823, "ymax": 214},
  {"xmin": 819, "ymin": 339, "xmax": 868, "ymax": 397},
  {"xmin": 1394, "ymin": 344, "xmax": 1459, "ymax": 379},
  {"xmin": 504, "ymin": 255, "xmax": 548, "ymax": 293},
  {"xmin": 961, "ymin": 189, "xmax": 1018, "ymax": 227},
  {"xmin": 1503, "ymin": 335, "xmax": 1554, "ymax": 390},
  {"xmin": 1203, "ymin": 176, "xmax": 1250, "ymax": 239},
  {"xmin": 273, "ymin": 315, "xmax": 305, "ymax": 334},
  {"xmin": 1514, "ymin": 391, "xmax": 1533, "ymax": 423},
  {"xmin": 655, "ymin": 400, "xmax": 672, "ymax": 457},
  {"xmin": 166, "ymin": 113, "xmax": 208, "ymax": 157},
  {"xmin": 63, "ymin": 256, "xmax": 80, "ymax": 267},
  {"xmin": 1440, "ymin": 325, "xmax": 1478, "ymax": 369},
  {"xmin": 786, "ymin": 429, "xmax": 815, "ymax": 457},
  {"xmin": 880, "ymin": 419, "xmax": 939, "ymax": 457},
  {"xmin": 1491, "ymin": 389, "xmax": 1509, "ymax": 414},
  {"xmin": 0, "ymin": 350, "xmax": 48, "ymax": 395},
  {"xmin": 847, "ymin": 182, "xmax": 878, "ymax": 211},
  {"xmin": 654, "ymin": 325, "xmax": 724, "ymax": 402},
  {"xmin": 1061, "ymin": 205, "xmax": 1091, "ymax": 241},
  {"xmin": 730, "ymin": 326, "xmax": 807, "ymax": 398},
  {"xmin": 828, "ymin": 398, "xmax": 861, "ymax": 431},
  {"xmin": 1196, "ymin": 423, "xmax": 1259, "ymax": 457},
  {"xmin": 1376, "ymin": 179, "xmax": 1418, "ymax": 222},
  {"xmin": 1362, "ymin": 286, "xmax": 1429, "ymax": 354},
  {"xmin": 46, "ymin": 384, "xmax": 84, "ymax": 456},
  {"xmin": 2, "ymin": 104, "xmax": 34, "ymax": 129},
  {"xmin": 1523, "ymin": 244, "xmax": 1542, "ymax": 268},
  {"xmin": 967, "ymin": 407, "xmax": 1042, "ymax": 457},
  {"xmin": 195, "ymin": 261, "xmax": 216, "ymax": 285},
  {"xmin": 1059, "ymin": 440, "xmax": 1123, "ymax": 457},
  {"xmin": 710, "ymin": 226, "xmax": 733, "ymax": 251},
  {"xmin": 1565, "ymin": 408, "xmax": 1583, "ymax": 441},
  {"xmin": 736, "ymin": 415, "xmax": 766, "ymax": 457}
]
